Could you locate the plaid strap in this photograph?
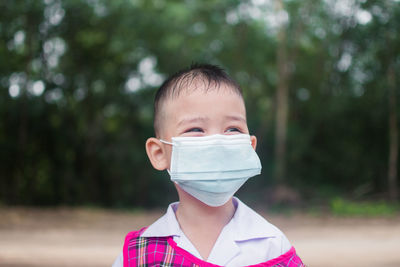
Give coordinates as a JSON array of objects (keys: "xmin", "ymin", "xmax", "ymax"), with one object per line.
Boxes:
[{"xmin": 123, "ymin": 228, "xmax": 305, "ymax": 267}]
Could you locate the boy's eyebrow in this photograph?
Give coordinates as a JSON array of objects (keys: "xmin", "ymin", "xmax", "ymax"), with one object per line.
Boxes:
[
  {"xmin": 177, "ymin": 115, "xmax": 247, "ymax": 127},
  {"xmin": 177, "ymin": 117, "xmax": 209, "ymax": 127},
  {"xmin": 225, "ymin": 115, "xmax": 246, "ymax": 123}
]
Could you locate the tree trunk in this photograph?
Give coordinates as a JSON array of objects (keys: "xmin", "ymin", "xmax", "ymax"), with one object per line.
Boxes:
[
  {"xmin": 274, "ymin": 0, "xmax": 289, "ymax": 183},
  {"xmin": 387, "ymin": 64, "xmax": 398, "ymax": 201}
]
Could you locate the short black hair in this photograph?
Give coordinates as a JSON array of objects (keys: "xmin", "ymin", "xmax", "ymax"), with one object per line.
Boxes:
[{"xmin": 153, "ymin": 63, "xmax": 243, "ymax": 136}]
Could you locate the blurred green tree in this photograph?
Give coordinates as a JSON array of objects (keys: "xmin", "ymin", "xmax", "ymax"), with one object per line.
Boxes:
[{"xmin": 0, "ymin": 0, "xmax": 398, "ymax": 207}]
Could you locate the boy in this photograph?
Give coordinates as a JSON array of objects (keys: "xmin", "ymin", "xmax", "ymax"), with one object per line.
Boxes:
[{"xmin": 112, "ymin": 64, "xmax": 304, "ymax": 266}]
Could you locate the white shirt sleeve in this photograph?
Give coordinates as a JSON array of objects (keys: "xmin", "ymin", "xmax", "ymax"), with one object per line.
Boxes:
[
  {"xmin": 111, "ymin": 251, "xmax": 123, "ymax": 267},
  {"xmin": 281, "ymin": 234, "xmax": 292, "ymax": 254}
]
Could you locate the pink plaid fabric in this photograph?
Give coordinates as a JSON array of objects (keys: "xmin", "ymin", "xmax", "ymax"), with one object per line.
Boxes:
[{"xmin": 123, "ymin": 228, "xmax": 305, "ymax": 267}]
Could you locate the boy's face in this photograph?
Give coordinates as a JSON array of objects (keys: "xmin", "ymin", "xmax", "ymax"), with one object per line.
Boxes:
[{"xmin": 157, "ymin": 83, "xmax": 256, "ymax": 169}]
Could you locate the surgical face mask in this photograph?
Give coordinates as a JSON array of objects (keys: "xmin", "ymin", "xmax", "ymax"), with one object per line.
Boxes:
[{"xmin": 160, "ymin": 134, "xmax": 262, "ymax": 207}]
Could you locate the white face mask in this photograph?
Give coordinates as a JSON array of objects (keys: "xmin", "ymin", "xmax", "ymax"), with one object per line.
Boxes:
[{"xmin": 160, "ymin": 134, "xmax": 262, "ymax": 207}]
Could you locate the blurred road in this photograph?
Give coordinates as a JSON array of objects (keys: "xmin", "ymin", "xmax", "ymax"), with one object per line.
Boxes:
[{"xmin": 0, "ymin": 207, "xmax": 399, "ymax": 267}]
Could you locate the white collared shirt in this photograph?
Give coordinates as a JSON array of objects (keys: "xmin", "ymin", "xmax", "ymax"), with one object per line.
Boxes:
[{"xmin": 112, "ymin": 197, "xmax": 291, "ymax": 267}]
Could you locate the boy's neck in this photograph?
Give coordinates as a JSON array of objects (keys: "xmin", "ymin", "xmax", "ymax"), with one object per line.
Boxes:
[{"xmin": 174, "ymin": 185, "xmax": 236, "ymax": 259}]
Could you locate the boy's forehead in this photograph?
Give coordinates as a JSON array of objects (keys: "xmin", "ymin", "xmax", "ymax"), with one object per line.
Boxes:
[
  {"xmin": 165, "ymin": 83, "xmax": 244, "ymax": 107},
  {"xmin": 160, "ymin": 86, "xmax": 246, "ymax": 121}
]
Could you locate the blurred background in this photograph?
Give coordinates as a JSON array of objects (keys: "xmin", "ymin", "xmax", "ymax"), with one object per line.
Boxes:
[{"xmin": 0, "ymin": 0, "xmax": 399, "ymax": 266}]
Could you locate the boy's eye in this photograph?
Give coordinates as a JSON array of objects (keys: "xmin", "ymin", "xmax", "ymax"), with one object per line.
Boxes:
[
  {"xmin": 225, "ymin": 127, "xmax": 241, "ymax": 133},
  {"xmin": 186, "ymin": 128, "xmax": 204, "ymax": 133}
]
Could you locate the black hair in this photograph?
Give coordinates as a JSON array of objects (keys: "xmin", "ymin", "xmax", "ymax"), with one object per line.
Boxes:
[{"xmin": 153, "ymin": 63, "xmax": 243, "ymax": 136}]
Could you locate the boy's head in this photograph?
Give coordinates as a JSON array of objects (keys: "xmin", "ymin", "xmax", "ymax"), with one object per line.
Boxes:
[
  {"xmin": 153, "ymin": 64, "xmax": 243, "ymax": 137},
  {"xmin": 146, "ymin": 63, "xmax": 257, "ymax": 172}
]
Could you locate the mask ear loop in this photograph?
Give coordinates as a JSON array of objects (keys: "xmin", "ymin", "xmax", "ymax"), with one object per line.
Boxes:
[{"xmin": 159, "ymin": 139, "xmax": 173, "ymax": 145}]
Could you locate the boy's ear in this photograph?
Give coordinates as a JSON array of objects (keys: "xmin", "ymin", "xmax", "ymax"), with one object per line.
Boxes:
[
  {"xmin": 250, "ymin": 135, "xmax": 257, "ymax": 150},
  {"xmin": 145, "ymin": 137, "xmax": 169, "ymax": 170}
]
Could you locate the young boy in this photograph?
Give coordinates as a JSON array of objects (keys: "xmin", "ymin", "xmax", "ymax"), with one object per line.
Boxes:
[{"xmin": 112, "ymin": 64, "xmax": 304, "ymax": 267}]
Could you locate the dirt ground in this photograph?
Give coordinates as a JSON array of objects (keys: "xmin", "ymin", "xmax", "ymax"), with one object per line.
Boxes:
[{"xmin": 0, "ymin": 207, "xmax": 399, "ymax": 267}]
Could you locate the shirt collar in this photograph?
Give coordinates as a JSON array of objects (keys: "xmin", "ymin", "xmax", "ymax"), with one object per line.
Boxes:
[
  {"xmin": 141, "ymin": 197, "xmax": 278, "ymax": 241},
  {"xmin": 228, "ymin": 197, "xmax": 278, "ymax": 241},
  {"xmin": 141, "ymin": 201, "xmax": 181, "ymax": 238}
]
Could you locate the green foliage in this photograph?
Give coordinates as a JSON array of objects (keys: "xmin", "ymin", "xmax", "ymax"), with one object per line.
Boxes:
[
  {"xmin": 330, "ymin": 197, "xmax": 399, "ymax": 217},
  {"xmin": 0, "ymin": 0, "xmax": 399, "ymax": 207}
]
